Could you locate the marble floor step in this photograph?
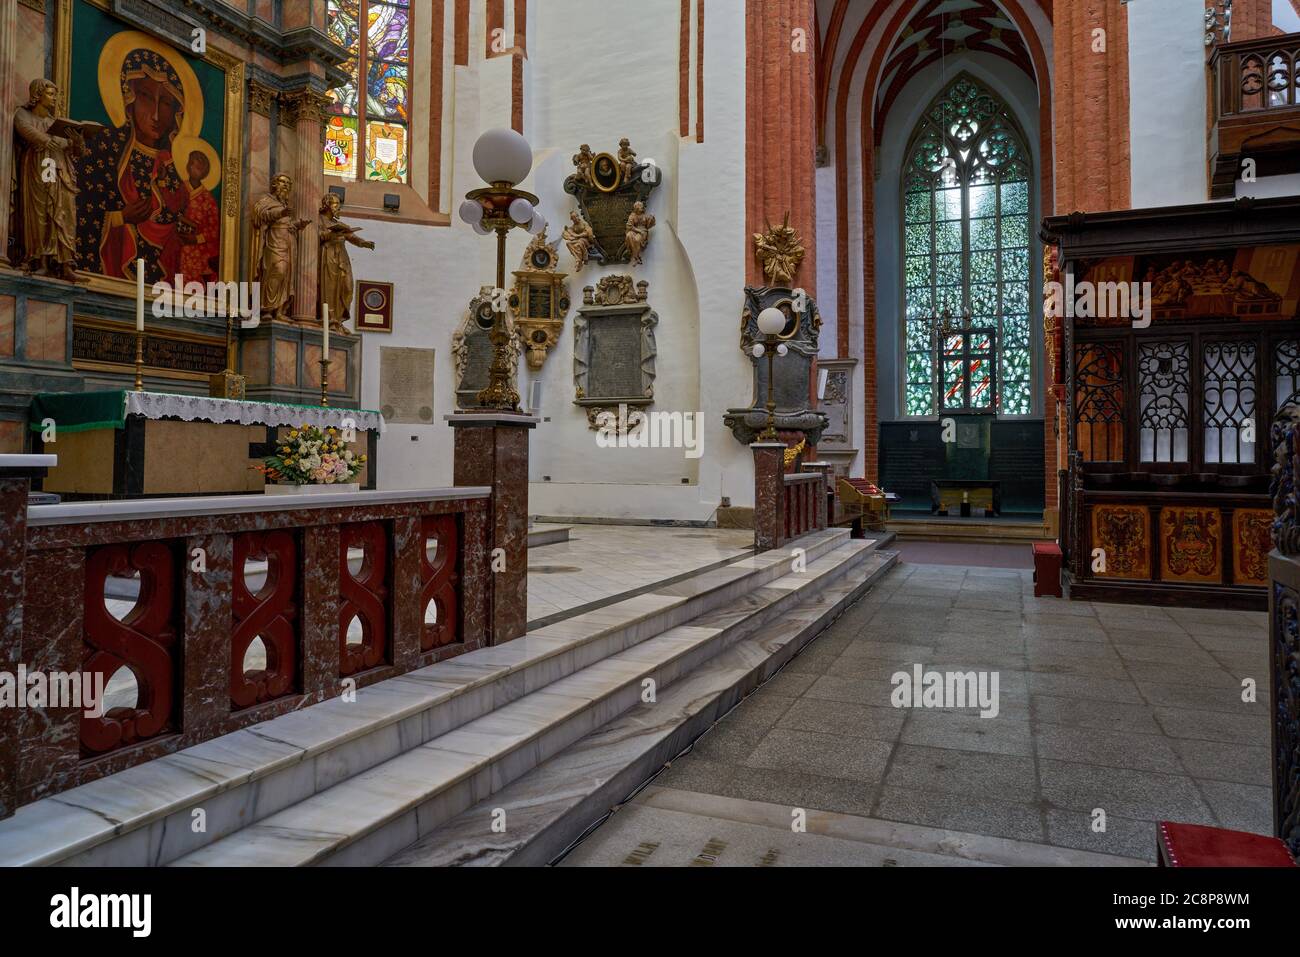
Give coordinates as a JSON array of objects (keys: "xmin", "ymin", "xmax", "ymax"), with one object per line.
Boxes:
[
  {"xmin": 381, "ymin": 550, "xmax": 900, "ymax": 868},
  {"xmin": 0, "ymin": 528, "xmax": 860, "ymax": 868},
  {"xmin": 168, "ymin": 542, "xmax": 882, "ymax": 867}
]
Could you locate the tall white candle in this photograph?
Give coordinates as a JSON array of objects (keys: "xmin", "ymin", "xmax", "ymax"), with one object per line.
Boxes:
[
  {"xmin": 136, "ymin": 259, "xmax": 145, "ymax": 332},
  {"xmin": 322, "ymin": 302, "xmax": 330, "ymax": 358}
]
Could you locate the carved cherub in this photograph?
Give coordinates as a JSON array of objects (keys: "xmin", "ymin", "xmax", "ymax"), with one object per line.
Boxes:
[
  {"xmin": 617, "ymin": 137, "xmax": 638, "ymax": 182},
  {"xmin": 571, "ymin": 144, "xmax": 594, "ymax": 187},
  {"xmin": 753, "ymin": 214, "xmax": 805, "ymax": 287},
  {"xmin": 562, "ymin": 210, "xmax": 596, "ymax": 271},
  {"xmin": 624, "ymin": 201, "xmax": 655, "ymax": 266}
]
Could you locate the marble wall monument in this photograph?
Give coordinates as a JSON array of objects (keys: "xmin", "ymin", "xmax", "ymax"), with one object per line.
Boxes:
[{"xmin": 573, "ymin": 275, "xmax": 657, "ymax": 429}]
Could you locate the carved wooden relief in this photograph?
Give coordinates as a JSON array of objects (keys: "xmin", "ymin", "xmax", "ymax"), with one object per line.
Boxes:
[
  {"xmin": 1160, "ymin": 506, "xmax": 1222, "ymax": 584},
  {"xmin": 1272, "ymin": 580, "xmax": 1300, "ymax": 857},
  {"xmin": 1234, "ymin": 508, "xmax": 1273, "ymax": 586},
  {"xmin": 1089, "ymin": 504, "xmax": 1149, "ymax": 580}
]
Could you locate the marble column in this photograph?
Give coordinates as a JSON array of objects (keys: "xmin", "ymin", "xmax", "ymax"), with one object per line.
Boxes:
[
  {"xmin": 447, "ymin": 413, "xmax": 537, "ymax": 645},
  {"xmin": 752, "ymin": 442, "xmax": 786, "ymax": 552},
  {"xmin": 0, "ymin": 456, "xmax": 51, "ymax": 818},
  {"xmin": 284, "ymin": 89, "xmax": 331, "ymax": 325},
  {"xmin": 0, "ymin": 0, "xmax": 18, "ymax": 264}
]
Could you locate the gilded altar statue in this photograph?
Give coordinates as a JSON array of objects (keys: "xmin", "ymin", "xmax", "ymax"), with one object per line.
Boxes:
[
  {"xmin": 571, "ymin": 144, "xmax": 595, "ymax": 187},
  {"xmin": 753, "ymin": 213, "xmax": 805, "ymax": 287},
  {"xmin": 318, "ymin": 193, "xmax": 374, "ymax": 328},
  {"xmin": 624, "ymin": 200, "xmax": 655, "ymax": 266},
  {"xmin": 617, "ymin": 138, "xmax": 638, "ymax": 183},
  {"xmin": 12, "ymin": 79, "xmax": 99, "ymax": 281},
  {"xmin": 251, "ymin": 173, "xmax": 310, "ymax": 323},
  {"xmin": 562, "ymin": 209, "xmax": 596, "ymax": 271}
]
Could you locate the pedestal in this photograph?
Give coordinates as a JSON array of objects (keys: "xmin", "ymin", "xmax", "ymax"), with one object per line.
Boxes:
[
  {"xmin": 752, "ymin": 442, "xmax": 786, "ymax": 553},
  {"xmin": 447, "ymin": 413, "xmax": 537, "ymax": 644},
  {"xmin": 0, "ymin": 453, "xmax": 54, "ymax": 819}
]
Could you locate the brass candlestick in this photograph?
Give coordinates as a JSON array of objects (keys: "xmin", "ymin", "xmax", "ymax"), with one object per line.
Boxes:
[
  {"xmin": 319, "ymin": 358, "xmax": 331, "ymax": 407},
  {"xmin": 134, "ymin": 328, "xmax": 145, "ymax": 392}
]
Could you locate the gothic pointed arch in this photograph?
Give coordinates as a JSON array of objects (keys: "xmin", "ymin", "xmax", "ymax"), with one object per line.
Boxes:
[{"xmin": 900, "ymin": 73, "xmax": 1034, "ymax": 417}]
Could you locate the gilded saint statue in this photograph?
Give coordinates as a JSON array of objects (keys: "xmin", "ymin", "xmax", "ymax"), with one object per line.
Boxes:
[
  {"xmin": 12, "ymin": 79, "xmax": 99, "ymax": 281},
  {"xmin": 563, "ymin": 210, "xmax": 596, "ymax": 271},
  {"xmin": 571, "ymin": 144, "xmax": 595, "ymax": 187},
  {"xmin": 753, "ymin": 213, "xmax": 805, "ymax": 287},
  {"xmin": 250, "ymin": 173, "xmax": 310, "ymax": 323},
  {"xmin": 318, "ymin": 193, "xmax": 374, "ymax": 328},
  {"xmin": 624, "ymin": 201, "xmax": 655, "ymax": 266}
]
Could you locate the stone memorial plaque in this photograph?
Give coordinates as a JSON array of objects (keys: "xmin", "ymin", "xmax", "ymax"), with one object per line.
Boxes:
[
  {"xmin": 587, "ymin": 314, "xmax": 644, "ymax": 399},
  {"xmin": 73, "ymin": 319, "xmax": 227, "ymax": 375},
  {"xmin": 456, "ymin": 328, "xmax": 494, "ymax": 407},
  {"xmin": 754, "ymin": 352, "xmax": 814, "ymax": 410},
  {"xmin": 380, "ymin": 346, "xmax": 435, "ymax": 424}
]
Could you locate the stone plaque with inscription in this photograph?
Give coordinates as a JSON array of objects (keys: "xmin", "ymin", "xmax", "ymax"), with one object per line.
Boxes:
[
  {"xmin": 73, "ymin": 318, "xmax": 227, "ymax": 377},
  {"xmin": 380, "ymin": 347, "xmax": 436, "ymax": 424},
  {"xmin": 573, "ymin": 276, "xmax": 657, "ymax": 422},
  {"xmin": 452, "ymin": 287, "xmax": 521, "ymax": 411}
]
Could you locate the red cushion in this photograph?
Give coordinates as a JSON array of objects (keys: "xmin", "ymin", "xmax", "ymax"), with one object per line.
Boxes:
[
  {"xmin": 1032, "ymin": 542, "xmax": 1062, "ymax": 557},
  {"xmin": 1158, "ymin": 822, "xmax": 1297, "ymax": 867}
]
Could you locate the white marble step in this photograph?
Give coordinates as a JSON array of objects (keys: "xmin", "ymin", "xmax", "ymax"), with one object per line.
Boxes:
[
  {"xmin": 0, "ymin": 528, "xmax": 864, "ymax": 867},
  {"xmin": 167, "ymin": 541, "xmax": 881, "ymax": 867},
  {"xmin": 382, "ymin": 550, "xmax": 899, "ymax": 867}
]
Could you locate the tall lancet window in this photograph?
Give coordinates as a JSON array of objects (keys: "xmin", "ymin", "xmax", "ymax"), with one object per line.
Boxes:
[
  {"xmin": 902, "ymin": 75, "xmax": 1033, "ymax": 416},
  {"xmin": 324, "ymin": 0, "xmax": 412, "ymax": 183}
]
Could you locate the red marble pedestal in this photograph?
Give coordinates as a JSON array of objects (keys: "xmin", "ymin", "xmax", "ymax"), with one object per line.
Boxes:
[
  {"xmin": 447, "ymin": 413, "xmax": 538, "ymax": 645},
  {"xmin": 752, "ymin": 442, "xmax": 786, "ymax": 553},
  {"xmin": 0, "ymin": 455, "xmax": 54, "ymax": 819}
]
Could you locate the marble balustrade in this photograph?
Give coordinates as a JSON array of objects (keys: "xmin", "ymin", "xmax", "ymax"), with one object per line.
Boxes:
[
  {"xmin": 4, "ymin": 487, "xmax": 494, "ymax": 813},
  {"xmin": 783, "ymin": 473, "xmax": 825, "ymax": 543}
]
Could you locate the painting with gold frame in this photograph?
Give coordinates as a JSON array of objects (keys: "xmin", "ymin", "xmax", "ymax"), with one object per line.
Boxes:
[{"xmin": 54, "ymin": 0, "xmax": 244, "ymax": 298}]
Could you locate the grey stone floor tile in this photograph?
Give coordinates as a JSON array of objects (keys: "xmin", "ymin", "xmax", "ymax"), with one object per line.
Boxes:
[
  {"xmin": 1038, "ymin": 758, "xmax": 1214, "ymax": 822},
  {"xmin": 742, "ymin": 728, "xmax": 895, "ymax": 783},
  {"xmin": 716, "ymin": 767, "xmax": 879, "ymax": 818},
  {"xmin": 783, "ymin": 643, "xmax": 843, "ymax": 676},
  {"xmin": 1035, "ymin": 725, "xmax": 1183, "ymax": 774},
  {"xmin": 1030, "ymin": 694, "xmax": 1163, "ymax": 735},
  {"xmin": 1196, "ymin": 780, "xmax": 1273, "ymax": 834},
  {"xmin": 1026, "ymin": 653, "xmax": 1132, "ymax": 680},
  {"xmin": 1169, "ymin": 738, "xmax": 1269, "ymax": 785},
  {"xmin": 1121, "ymin": 660, "xmax": 1240, "ymax": 690},
  {"xmin": 655, "ymin": 757, "xmax": 737, "ymax": 793},
  {"xmin": 873, "ymin": 786, "xmax": 1045, "ymax": 844},
  {"xmin": 803, "ymin": 674, "xmax": 896, "ymax": 707},
  {"xmin": 1111, "ymin": 641, "xmax": 1221, "ymax": 666},
  {"xmin": 761, "ymin": 669, "xmax": 819, "ymax": 698},
  {"xmin": 837, "ymin": 640, "xmax": 938, "ymax": 661},
  {"xmin": 1153, "ymin": 707, "xmax": 1271, "ymax": 744},
  {"xmin": 1028, "ymin": 672, "xmax": 1143, "ymax": 703},
  {"xmin": 1045, "ymin": 810, "xmax": 1157, "ymax": 863},
  {"xmin": 1102, "ymin": 626, "xmax": 1201, "ymax": 648},
  {"xmin": 900, "ymin": 711, "xmax": 1033, "ymax": 756},
  {"xmin": 776, "ymin": 697, "xmax": 906, "ymax": 742},
  {"xmin": 1135, "ymin": 680, "xmax": 1267, "ymax": 714},
  {"xmin": 883, "ymin": 744, "xmax": 1039, "ymax": 803},
  {"xmin": 1022, "ymin": 637, "xmax": 1120, "ymax": 660}
]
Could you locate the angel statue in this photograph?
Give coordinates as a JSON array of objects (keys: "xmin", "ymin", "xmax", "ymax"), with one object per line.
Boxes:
[
  {"xmin": 571, "ymin": 144, "xmax": 595, "ymax": 187},
  {"xmin": 318, "ymin": 192, "xmax": 375, "ymax": 327},
  {"xmin": 753, "ymin": 213, "xmax": 805, "ymax": 287},
  {"xmin": 617, "ymin": 137, "xmax": 638, "ymax": 182},
  {"xmin": 562, "ymin": 210, "xmax": 596, "ymax": 271},
  {"xmin": 624, "ymin": 201, "xmax": 655, "ymax": 266}
]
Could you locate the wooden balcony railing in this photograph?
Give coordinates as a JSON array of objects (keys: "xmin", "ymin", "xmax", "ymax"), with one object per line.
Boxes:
[
  {"xmin": 1208, "ymin": 32, "xmax": 1300, "ymax": 197},
  {"xmin": 5, "ymin": 487, "xmax": 490, "ymax": 808}
]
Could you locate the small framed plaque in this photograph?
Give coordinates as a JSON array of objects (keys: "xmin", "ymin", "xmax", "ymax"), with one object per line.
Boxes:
[{"xmin": 355, "ymin": 280, "xmax": 394, "ymax": 333}]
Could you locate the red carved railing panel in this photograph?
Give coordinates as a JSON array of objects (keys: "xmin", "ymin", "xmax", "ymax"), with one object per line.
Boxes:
[
  {"xmin": 421, "ymin": 515, "xmax": 460, "ymax": 651},
  {"xmin": 231, "ymin": 530, "xmax": 298, "ymax": 709},
  {"xmin": 339, "ymin": 521, "xmax": 389, "ymax": 676},
  {"xmin": 81, "ymin": 542, "xmax": 177, "ymax": 756}
]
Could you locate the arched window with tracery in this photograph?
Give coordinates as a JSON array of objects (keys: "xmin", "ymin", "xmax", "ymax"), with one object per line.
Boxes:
[
  {"xmin": 324, "ymin": 0, "xmax": 411, "ymax": 183},
  {"xmin": 901, "ymin": 75, "xmax": 1033, "ymax": 417}
]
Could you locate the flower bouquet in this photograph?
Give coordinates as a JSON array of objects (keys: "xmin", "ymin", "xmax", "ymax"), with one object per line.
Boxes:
[{"xmin": 255, "ymin": 424, "xmax": 367, "ymax": 494}]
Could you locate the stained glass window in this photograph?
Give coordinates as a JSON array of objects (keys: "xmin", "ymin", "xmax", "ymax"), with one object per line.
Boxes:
[
  {"xmin": 901, "ymin": 76, "xmax": 1033, "ymax": 416},
  {"xmin": 325, "ymin": 0, "xmax": 410, "ymax": 184}
]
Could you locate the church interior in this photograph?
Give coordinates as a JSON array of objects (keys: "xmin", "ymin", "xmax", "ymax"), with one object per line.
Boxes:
[{"xmin": 0, "ymin": 0, "xmax": 1298, "ymax": 878}]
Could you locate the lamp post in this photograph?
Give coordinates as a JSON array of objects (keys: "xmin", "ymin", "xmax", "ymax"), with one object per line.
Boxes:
[
  {"xmin": 458, "ymin": 128, "xmax": 548, "ymax": 412},
  {"xmin": 753, "ymin": 306, "xmax": 789, "ymax": 442}
]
